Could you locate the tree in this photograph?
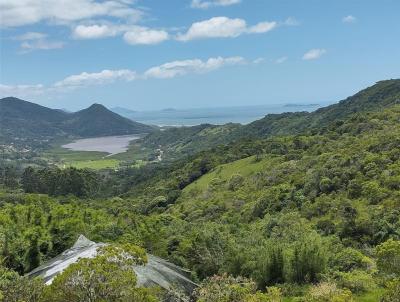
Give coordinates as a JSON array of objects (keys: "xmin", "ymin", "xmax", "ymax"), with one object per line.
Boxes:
[
  {"xmin": 376, "ymin": 239, "xmax": 400, "ymax": 277},
  {"xmin": 22, "ymin": 167, "xmax": 38, "ymax": 193},
  {"xmin": 24, "ymin": 231, "xmax": 41, "ymax": 273},
  {"xmin": 3, "ymin": 166, "xmax": 18, "ymax": 189},
  {"xmin": 193, "ymin": 274, "xmax": 283, "ymax": 302},
  {"xmin": 381, "ymin": 279, "xmax": 400, "ymax": 302},
  {"xmin": 289, "ymin": 238, "xmax": 327, "ymax": 284},
  {"xmin": 42, "ymin": 244, "xmax": 157, "ymax": 302},
  {"xmin": 0, "ymin": 266, "xmax": 44, "ymax": 302},
  {"xmin": 254, "ymin": 244, "xmax": 285, "ymax": 288}
]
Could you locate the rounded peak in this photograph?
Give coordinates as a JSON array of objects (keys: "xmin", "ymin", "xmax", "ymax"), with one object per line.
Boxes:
[
  {"xmin": 87, "ymin": 103, "xmax": 108, "ymax": 110},
  {"xmin": 1, "ymin": 96, "xmax": 27, "ymax": 103}
]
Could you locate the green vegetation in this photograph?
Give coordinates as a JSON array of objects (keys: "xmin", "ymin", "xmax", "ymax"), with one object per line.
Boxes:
[
  {"xmin": 44, "ymin": 146, "xmax": 115, "ymax": 169},
  {"xmin": 67, "ymin": 158, "xmax": 120, "ymax": 169},
  {"xmin": 44, "ymin": 144, "xmax": 148, "ymax": 170},
  {"xmin": 0, "ymin": 98, "xmax": 153, "ymax": 143},
  {"xmin": 42, "ymin": 244, "xmax": 157, "ymax": 302},
  {"xmin": 137, "ymin": 79, "xmax": 400, "ymax": 162},
  {"xmin": 1, "ymin": 80, "xmax": 400, "ymax": 301}
]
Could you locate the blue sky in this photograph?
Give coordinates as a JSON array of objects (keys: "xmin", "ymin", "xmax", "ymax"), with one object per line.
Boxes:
[{"xmin": 0, "ymin": 0, "xmax": 399, "ymax": 111}]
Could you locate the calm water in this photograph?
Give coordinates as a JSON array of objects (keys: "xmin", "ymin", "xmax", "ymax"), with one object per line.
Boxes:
[
  {"xmin": 62, "ymin": 135, "xmax": 140, "ymax": 155},
  {"xmin": 113, "ymin": 104, "xmax": 325, "ymax": 126}
]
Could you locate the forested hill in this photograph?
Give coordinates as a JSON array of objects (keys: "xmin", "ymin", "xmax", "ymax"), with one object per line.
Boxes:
[
  {"xmin": 240, "ymin": 79, "xmax": 400, "ymax": 138},
  {"xmin": 0, "ymin": 97, "xmax": 154, "ymax": 143},
  {"xmin": 139, "ymin": 79, "xmax": 400, "ymax": 160},
  {"xmin": 3, "ymin": 80, "xmax": 400, "ymax": 301},
  {"xmin": 61, "ymin": 103, "xmax": 154, "ymax": 137}
]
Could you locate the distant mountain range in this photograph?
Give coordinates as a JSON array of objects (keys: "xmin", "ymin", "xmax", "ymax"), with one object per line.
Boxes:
[
  {"xmin": 2, "ymin": 79, "xmax": 399, "ymax": 152},
  {"xmin": 0, "ymin": 97, "xmax": 154, "ymax": 144}
]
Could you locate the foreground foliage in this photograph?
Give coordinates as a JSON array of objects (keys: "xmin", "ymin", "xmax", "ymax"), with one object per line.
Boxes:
[{"xmin": 2, "ymin": 81, "xmax": 400, "ymax": 300}]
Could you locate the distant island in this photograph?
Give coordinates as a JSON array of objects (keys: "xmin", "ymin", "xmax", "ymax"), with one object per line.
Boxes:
[{"xmin": 283, "ymin": 103, "xmax": 320, "ymax": 107}]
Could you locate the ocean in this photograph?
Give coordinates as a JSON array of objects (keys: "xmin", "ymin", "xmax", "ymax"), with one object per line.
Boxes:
[{"xmin": 113, "ymin": 104, "xmax": 324, "ymax": 127}]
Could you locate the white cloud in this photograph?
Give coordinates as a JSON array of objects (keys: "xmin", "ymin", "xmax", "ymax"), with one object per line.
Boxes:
[
  {"xmin": 177, "ymin": 17, "xmax": 245, "ymax": 40},
  {"xmin": 253, "ymin": 57, "xmax": 265, "ymax": 64},
  {"xmin": 0, "ymin": 0, "xmax": 143, "ymax": 27},
  {"xmin": 282, "ymin": 17, "xmax": 300, "ymax": 26},
  {"xmin": 21, "ymin": 40, "xmax": 65, "ymax": 51},
  {"xmin": 275, "ymin": 56, "xmax": 287, "ymax": 64},
  {"xmin": 302, "ymin": 48, "xmax": 326, "ymax": 60},
  {"xmin": 13, "ymin": 31, "xmax": 64, "ymax": 52},
  {"xmin": 54, "ymin": 69, "xmax": 137, "ymax": 88},
  {"xmin": 176, "ymin": 17, "xmax": 276, "ymax": 41},
  {"xmin": 248, "ymin": 21, "xmax": 277, "ymax": 34},
  {"xmin": 72, "ymin": 24, "xmax": 122, "ymax": 39},
  {"xmin": 144, "ymin": 56, "xmax": 244, "ymax": 79},
  {"xmin": 0, "ymin": 84, "xmax": 46, "ymax": 98},
  {"xmin": 342, "ymin": 15, "xmax": 357, "ymax": 23},
  {"xmin": 191, "ymin": 0, "xmax": 240, "ymax": 9},
  {"xmin": 14, "ymin": 32, "xmax": 47, "ymax": 40},
  {"xmin": 2, "ymin": 56, "xmax": 246, "ymax": 97},
  {"xmin": 123, "ymin": 27, "xmax": 169, "ymax": 45},
  {"xmin": 72, "ymin": 24, "xmax": 169, "ymax": 45}
]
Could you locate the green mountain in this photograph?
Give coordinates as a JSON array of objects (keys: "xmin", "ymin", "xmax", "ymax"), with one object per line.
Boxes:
[
  {"xmin": 139, "ymin": 123, "xmax": 241, "ymax": 161},
  {"xmin": 241, "ymin": 79, "xmax": 400, "ymax": 138},
  {"xmin": 0, "ymin": 97, "xmax": 67, "ymax": 140},
  {"xmin": 2, "ymin": 80, "xmax": 400, "ymax": 301},
  {"xmin": 139, "ymin": 79, "xmax": 400, "ymax": 161},
  {"xmin": 62, "ymin": 103, "xmax": 153, "ymax": 137},
  {"xmin": 0, "ymin": 97, "xmax": 154, "ymax": 144}
]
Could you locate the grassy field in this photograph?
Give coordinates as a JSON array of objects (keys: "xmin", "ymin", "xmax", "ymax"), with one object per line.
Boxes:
[
  {"xmin": 110, "ymin": 141, "xmax": 153, "ymax": 161},
  {"xmin": 184, "ymin": 155, "xmax": 282, "ymax": 192},
  {"xmin": 43, "ymin": 145, "xmax": 119, "ymax": 169},
  {"xmin": 44, "ymin": 142, "xmax": 151, "ymax": 170},
  {"xmin": 62, "ymin": 158, "xmax": 120, "ymax": 169}
]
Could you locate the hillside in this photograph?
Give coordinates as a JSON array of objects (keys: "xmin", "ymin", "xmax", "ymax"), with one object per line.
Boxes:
[
  {"xmin": 240, "ymin": 79, "xmax": 400, "ymax": 138},
  {"xmin": 62, "ymin": 103, "xmax": 153, "ymax": 137},
  {"xmin": 117, "ymin": 103, "xmax": 400, "ymax": 301},
  {"xmin": 139, "ymin": 123, "xmax": 241, "ymax": 161},
  {"xmin": 0, "ymin": 97, "xmax": 68, "ymax": 140},
  {"xmin": 5, "ymin": 97, "xmax": 400, "ymax": 301},
  {"xmin": 0, "ymin": 97, "xmax": 154, "ymax": 145},
  {"xmin": 139, "ymin": 80, "xmax": 400, "ymax": 161},
  {"xmin": 2, "ymin": 80, "xmax": 400, "ymax": 301}
]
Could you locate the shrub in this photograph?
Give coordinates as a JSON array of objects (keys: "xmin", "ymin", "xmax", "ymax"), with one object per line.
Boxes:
[
  {"xmin": 228, "ymin": 174, "xmax": 244, "ymax": 191},
  {"xmin": 376, "ymin": 239, "xmax": 400, "ymax": 277},
  {"xmin": 288, "ymin": 238, "xmax": 327, "ymax": 284},
  {"xmin": 194, "ymin": 275, "xmax": 283, "ymax": 302},
  {"xmin": 381, "ymin": 279, "xmax": 400, "ymax": 302},
  {"xmin": 331, "ymin": 248, "xmax": 374, "ymax": 272},
  {"xmin": 303, "ymin": 282, "xmax": 353, "ymax": 302},
  {"xmin": 336, "ymin": 270, "xmax": 376, "ymax": 293},
  {"xmin": 42, "ymin": 244, "xmax": 156, "ymax": 302},
  {"xmin": 194, "ymin": 274, "xmax": 256, "ymax": 302},
  {"xmin": 0, "ymin": 267, "xmax": 44, "ymax": 302},
  {"xmin": 245, "ymin": 287, "xmax": 283, "ymax": 302}
]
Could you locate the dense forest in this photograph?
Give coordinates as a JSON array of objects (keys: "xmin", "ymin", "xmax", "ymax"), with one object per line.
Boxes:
[{"xmin": 1, "ymin": 80, "xmax": 400, "ymax": 301}]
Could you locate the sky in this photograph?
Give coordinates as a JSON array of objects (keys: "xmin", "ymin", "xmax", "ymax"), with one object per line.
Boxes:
[{"xmin": 0, "ymin": 0, "xmax": 399, "ymax": 111}]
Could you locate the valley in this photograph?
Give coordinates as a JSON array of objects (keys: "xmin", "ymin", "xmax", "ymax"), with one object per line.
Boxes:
[
  {"xmin": 1, "ymin": 80, "xmax": 400, "ymax": 301},
  {"xmin": 2, "ymin": 2, "xmax": 399, "ymax": 300}
]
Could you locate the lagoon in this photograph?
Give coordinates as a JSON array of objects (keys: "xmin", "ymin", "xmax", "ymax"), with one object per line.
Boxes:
[{"xmin": 62, "ymin": 135, "xmax": 140, "ymax": 155}]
